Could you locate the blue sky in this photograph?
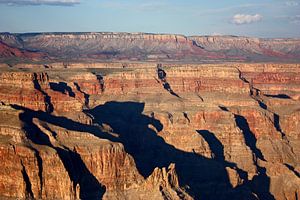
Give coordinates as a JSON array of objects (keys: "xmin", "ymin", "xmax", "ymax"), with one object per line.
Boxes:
[{"xmin": 0, "ymin": 0, "xmax": 299, "ymax": 38}]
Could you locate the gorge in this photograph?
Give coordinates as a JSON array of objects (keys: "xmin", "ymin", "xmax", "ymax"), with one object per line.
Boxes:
[{"xmin": 0, "ymin": 32, "xmax": 299, "ymax": 200}]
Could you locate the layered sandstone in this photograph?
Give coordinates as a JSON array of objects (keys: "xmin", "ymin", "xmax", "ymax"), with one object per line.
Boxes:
[
  {"xmin": 0, "ymin": 63, "xmax": 299, "ymax": 200},
  {"xmin": 1, "ymin": 32, "xmax": 299, "ymax": 62},
  {"xmin": 0, "ymin": 71, "xmax": 84, "ymax": 113}
]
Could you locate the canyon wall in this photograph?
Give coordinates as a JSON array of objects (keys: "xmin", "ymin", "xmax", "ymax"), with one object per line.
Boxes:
[
  {"xmin": 0, "ymin": 32, "xmax": 300, "ymax": 62},
  {"xmin": 0, "ymin": 63, "xmax": 299, "ymax": 199}
]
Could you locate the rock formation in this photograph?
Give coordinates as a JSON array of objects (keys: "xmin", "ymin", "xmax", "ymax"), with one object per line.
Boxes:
[
  {"xmin": 0, "ymin": 32, "xmax": 299, "ymax": 62},
  {"xmin": 0, "ymin": 62, "xmax": 299, "ymax": 200},
  {"xmin": 0, "ymin": 41, "xmax": 47, "ymax": 61}
]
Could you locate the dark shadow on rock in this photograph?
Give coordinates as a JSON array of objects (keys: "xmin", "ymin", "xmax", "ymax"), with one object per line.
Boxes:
[
  {"xmin": 274, "ymin": 114, "xmax": 286, "ymax": 138},
  {"xmin": 218, "ymin": 105, "xmax": 265, "ymax": 162},
  {"xmin": 258, "ymin": 100, "xmax": 268, "ymax": 110},
  {"xmin": 235, "ymin": 70, "xmax": 267, "ymax": 111},
  {"xmin": 218, "ymin": 105, "xmax": 275, "ymax": 200},
  {"xmin": 183, "ymin": 112, "xmax": 190, "ymax": 123},
  {"xmin": 236, "ymin": 68, "xmax": 249, "ymax": 84},
  {"xmin": 74, "ymin": 82, "xmax": 90, "ymax": 108},
  {"xmin": 232, "ymin": 115, "xmax": 275, "ymax": 200},
  {"xmin": 50, "ymin": 82, "xmax": 75, "ymax": 97},
  {"xmin": 163, "ymin": 82, "xmax": 181, "ymax": 98},
  {"xmin": 87, "ymin": 101, "xmax": 256, "ymax": 200},
  {"xmin": 234, "ymin": 115, "xmax": 265, "ymax": 162},
  {"xmin": 219, "ymin": 105, "xmax": 229, "ymax": 112},
  {"xmin": 284, "ymin": 163, "xmax": 300, "ymax": 178},
  {"xmin": 56, "ymin": 148, "xmax": 106, "ymax": 200},
  {"xmin": 92, "ymin": 72, "xmax": 105, "ymax": 92},
  {"xmin": 157, "ymin": 65, "xmax": 181, "ymax": 98},
  {"xmin": 251, "ymin": 167, "xmax": 276, "ymax": 200},
  {"xmin": 33, "ymin": 73, "xmax": 54, "ymax": 113},
  {"xmin": 197, "ymin": 130, "xmax": 248, "ymax": 181},
  {"xmin": 12, "ymin": 105, "xmax": 118, "ymax": 143},
  {"xmin": 236, "ymin": 75, "xmax": 287, "ymax": 140},
  {"xmin": 12, "ymin": 102, "xmax": 276, "ymax": 200},
  {"xmin": 157, "ymin": 66, "xmax": 166, "ymax": 81},
  {"xmin": 20, "ymin": 161, "xmax": 34, "ymax": 199},
  {"xmin": 264, "ymin": 94, "xmax": 291, "ymax": 99},
  {"xmin": 13, "ymin": 105, "xmax": 106, "ymax": 199},
  {"xmin": 198, "ymin": 130, "xmax": 225, "ymax": 161}
]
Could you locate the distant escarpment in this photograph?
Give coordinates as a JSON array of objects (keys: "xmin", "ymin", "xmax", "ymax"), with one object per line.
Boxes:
[
  {"xmin": 0, "ymin": 63, "xmax": 299, "ymax": 200},
  {"xmin": 0, "ymin": 40, "xmax": 47, "ymax": 62},
  {"xmin": 0, "ymin": 32, "xmax": 299, "ymax": 62}
]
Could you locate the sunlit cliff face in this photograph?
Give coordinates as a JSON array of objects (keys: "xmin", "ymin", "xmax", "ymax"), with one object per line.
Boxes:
[
  {"xmin": 1, "ymin": 33, "xmax": 300, "ymax": 63},
  {"xmin": 0, "ymin": 62, "xmax": 299, "ymax": 200}
]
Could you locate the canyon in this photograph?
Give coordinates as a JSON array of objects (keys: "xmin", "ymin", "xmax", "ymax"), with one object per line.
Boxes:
[
  {"xmin": 0, "ymin": 32, "xmax": 299, "ymax": 200},
  {"xmin": 0, "ymin": 32, "xmax": 300, "ymax": 62},
  {"xmin": 0, "ymin": 62, "xmax": 299, "ymax": 200}
]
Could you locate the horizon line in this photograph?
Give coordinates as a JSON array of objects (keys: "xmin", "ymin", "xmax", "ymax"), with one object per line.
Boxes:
[{"xmin": 1, "ymin": 31, "xmax": 300, "ymax": 40}]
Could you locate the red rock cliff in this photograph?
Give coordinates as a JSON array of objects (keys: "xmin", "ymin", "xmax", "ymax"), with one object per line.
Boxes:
[{"xmin": 0, "ymin": 63, "xmax": 299, "ymax": 200}]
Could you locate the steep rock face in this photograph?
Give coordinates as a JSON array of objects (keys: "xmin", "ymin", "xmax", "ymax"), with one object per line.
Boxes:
[
  {"xmin": 0, "ymin": 71, "xmax": 84, "ymax": 112},
  {"xmin": 0, "ymin": 114, "xmax": 74, "ymax": 200},
  {"xmin": 0, "ymin": 104, "xmax": 184, "ymax": 200},
  {"xmin": 0, "ymin": 63, "xmax": 300, "ymax": 200},
  {"xmin": 67, "ymin": 73, "xmax": 102, "ymax": 95},
  {"xmin": 0, "ymin": 72, "xmax": 50, "ymax": 111},
  {"xmin": 86, "ymin": 61, "xmax": 299, "ymax": 199}
]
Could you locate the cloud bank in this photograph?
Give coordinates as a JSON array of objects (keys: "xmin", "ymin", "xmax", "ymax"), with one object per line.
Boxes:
[
  {"xmin": 0, "ymin": 0, "xmax": 80, "ymax": 6},
  {"xmin": 232, "ymin": 14, "xmax": 263, "ymax": 25}
]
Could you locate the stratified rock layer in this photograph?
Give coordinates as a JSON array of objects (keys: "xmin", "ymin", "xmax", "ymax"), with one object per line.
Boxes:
[
  {"xmin": 0, "ymin": 63, "xmax": 299, "ymax": 200},
  {"xmin": 0, "ymin": 32, "xmax": 300, "ymax": 62}
]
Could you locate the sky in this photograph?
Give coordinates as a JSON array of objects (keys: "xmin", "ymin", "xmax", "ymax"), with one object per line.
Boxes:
[{"xmin": 0, "ymin": 0, "xmax": 299, "ymax": 38}]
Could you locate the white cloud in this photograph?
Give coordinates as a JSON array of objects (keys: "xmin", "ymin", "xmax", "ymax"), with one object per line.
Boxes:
[
  {"xmin": 0, "ymin": 0, "xmax": 80, "ymax": 6},
  {"xmin": 285, "ymin": 1, "xmax": 299, "ymax": 6},
  {"xmin": 231, "ymin": 14, "xmax": 263, "ymax": 25}
]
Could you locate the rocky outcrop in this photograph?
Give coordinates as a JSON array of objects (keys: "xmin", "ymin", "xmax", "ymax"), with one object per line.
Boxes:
[
  {"xmin": 0, "ymin": 72, "xmax": 50, "ymax": 111},
  {"xmin": 0, "ymin": 71, "xmax": 84, "ymax": 112},
  {"xmin": 0, "ymin": 63, "xmax": 299, "ymax": 200}
]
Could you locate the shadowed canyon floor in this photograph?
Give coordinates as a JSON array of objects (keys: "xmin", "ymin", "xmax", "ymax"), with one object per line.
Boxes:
[{"xmin": 0, "ymin": 63, "xmax": 300, "ymax": 200}]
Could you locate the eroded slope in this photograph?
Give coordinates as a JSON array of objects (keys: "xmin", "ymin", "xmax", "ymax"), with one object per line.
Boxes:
[{"xmin": 0, "ymin": 63, "xmax": 299, "ymax": 200}]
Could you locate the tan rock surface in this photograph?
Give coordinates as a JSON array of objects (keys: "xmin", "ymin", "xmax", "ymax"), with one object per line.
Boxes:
[{"xmin": 0, "ymin": 63, "xmax": 299, "ymax": 200}]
